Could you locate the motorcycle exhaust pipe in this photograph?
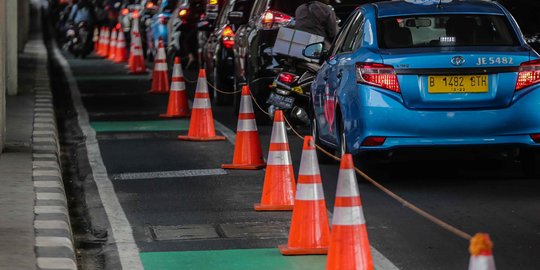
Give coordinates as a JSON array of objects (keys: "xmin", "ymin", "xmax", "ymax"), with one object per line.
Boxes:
[{"xmin": 291, "ymin": 106, "xmax": 310, "ymax": 126}]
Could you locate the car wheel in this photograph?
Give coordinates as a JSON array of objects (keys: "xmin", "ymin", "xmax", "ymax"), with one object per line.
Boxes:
[
  {"xmin": 311, "ymin": 109, "xmax": 337, "ymax": 164},
  {"xmin": 521, "ymin": 149, "xmax": 540, "ymax": 178},
  {"xmin": 212, "ymin": 65, "xmax": 233, "ymax": 106}
]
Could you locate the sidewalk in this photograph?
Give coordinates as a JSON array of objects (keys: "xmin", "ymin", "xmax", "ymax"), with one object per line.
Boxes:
[{"xmin": 0, "ymin": 1, "xmax": 76, "ymax": 269}]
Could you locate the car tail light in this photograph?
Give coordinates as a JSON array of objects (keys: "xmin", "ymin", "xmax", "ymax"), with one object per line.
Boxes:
[
  {"xmin": 178, "ymin": 9, "xmax": 189, "ymax": 17},
  {"xmin": 121, "ymin": 8, "xmax": 129, "ymax": 16},
  {"xmin": 222, "ymin": 25, "xmax": 235, "ymax": 49},
  {"xmin": 356, "ymin": 62, "xmax": 400, "ymax": 93},
  {"xmin": 531, "ymin": 134, "xmax": 540, "ymax": 143},
  {"xmin": 258, "ymin": 10, "xmax": 292, "ymax": 30},
  {"xmin": 159, "ymin": 15, "xmax": 169, "ymax": 24},
  {"xmin": 361, "ymin": 136, "xmax": 386, "ymax": 146},
  {"xmin": 278, "ymin": 72, "xmax": 298, "ymax": 85},
  {"xmin": 145, "ymin": 2, "xmax": 154, "ymax": 9},
  {"xmin": 515, "ymin": 59, "xmax": 540, "ymax": 91}
]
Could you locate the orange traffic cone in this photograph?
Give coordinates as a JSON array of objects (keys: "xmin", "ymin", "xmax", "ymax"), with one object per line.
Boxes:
[
  {"xmin": 97, "ymin": 27, "xmax": 105, "ymax": 56},
  {"xmin": 326, "ymin": 154, "xmax": 373, "ymax": 270},
  {"xmin": 279, "ymin": 136, "xmax": 330, "ymax": 255},
  {"xmin": 160, "ymin": 57, "xmax": 190, "ymax": 118},
  {"xmin": 468, "ymin": 233, "xmax": 496, "ymax": 270},
  {"xmin": 127, "ymin": 30, "xmax": 147, "ymax": 74},
  {"xmin": 114, "ymin": 30, "xmax": 128, "ymax": 63},
  {"xmin": 149, "ymin": 39, "xmax": 169, "ymax": 94},
  {"xmin": 254, "ymin": 110, "xmax": 295, "ymax": 211},
  {"xmin": 107, "ymin": 27, "xmax": 117, "ymax": 61},
  {"xmin": 222, "ymin": 85, "xmax": 265, "ymax": 170},
  {"xmin": 101, "ymin": 27, "xmax": 110, "ymax": 58},
  {"xmin": 93, "ymin": 27, "xmax": 99, "ymax": 53},
  {"xmin": 178, "ymin": 69, "xmax": 226, "ymax": 141}
]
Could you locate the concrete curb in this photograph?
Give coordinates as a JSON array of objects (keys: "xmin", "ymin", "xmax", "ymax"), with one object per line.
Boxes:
[{"xmin": 32, "ymin": 42, "xmax": 77, "ymax": 270}]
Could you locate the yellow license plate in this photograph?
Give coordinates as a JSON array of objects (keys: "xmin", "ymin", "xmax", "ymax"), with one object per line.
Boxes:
[{"xmin": 428, "ymin": 75, "xmax": 488, "ymax": 93}]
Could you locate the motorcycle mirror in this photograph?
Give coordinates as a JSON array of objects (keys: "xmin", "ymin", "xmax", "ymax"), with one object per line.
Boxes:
[{"xmin": 303, "ymin": 42, "xmax": 324, "ymax": 60}]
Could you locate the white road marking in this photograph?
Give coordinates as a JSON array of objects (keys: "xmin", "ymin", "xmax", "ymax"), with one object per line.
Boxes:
[
  {"xmin": 53, "ymin": 43, "xmax": 144, "ymax": 269},
  {"xmin": 111, "ymin": 169, "xmax": 228, "ymax": 181}
]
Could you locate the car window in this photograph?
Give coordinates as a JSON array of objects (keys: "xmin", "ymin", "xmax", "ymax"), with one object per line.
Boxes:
[
  {"xmin": 341, "ymin": 12, "xmax": 364, "ymax": 52},
  {"xmin": 269, "ymin": 0, "xmax": 304, "ymax": 16},
  {"xmin": 215, "ymin": 0, "xmax": 232, "ymax": 25},
  {"xmin": 329, "ymin": 10, "xmax": 357, "ymax": 56},
  {"xmin": 378, "ymin": 14, "xmax": 519, "ymax": 49},
  {"xmin": 233, "ymin": 0, "xmax": 254, "ymax": 14}
]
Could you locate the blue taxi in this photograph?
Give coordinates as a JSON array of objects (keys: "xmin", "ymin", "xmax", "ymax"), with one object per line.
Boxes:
[{"xmin": 306, "ymin": 0, "xmax": 540, "ymax": 172}]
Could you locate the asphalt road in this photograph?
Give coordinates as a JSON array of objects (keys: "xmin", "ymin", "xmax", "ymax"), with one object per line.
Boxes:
[{"xmin": 62, "ymin": 52, "xmax": 540, "ymax": 270}]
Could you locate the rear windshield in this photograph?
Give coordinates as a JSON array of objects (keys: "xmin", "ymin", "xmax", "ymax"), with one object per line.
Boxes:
[{"xmin": 378, "ymin": 14, "xmax": 519, "ymax": 49}]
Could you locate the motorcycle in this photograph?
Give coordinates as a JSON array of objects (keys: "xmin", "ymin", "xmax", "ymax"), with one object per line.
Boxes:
[
  {"xmin": 267, "ymin": 57, "xmax": 319, "ymax": 127},
  {"xmin": 65, "ymin": 21, "xmax": 92, "ymax": 58}
]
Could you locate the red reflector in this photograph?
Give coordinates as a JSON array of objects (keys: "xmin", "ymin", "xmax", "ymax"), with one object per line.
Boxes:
[
  {"xmin": 531, "ymin": 134, "xmax": 540, "ymax": 143},
  {"xmin": 362, "ymin": 136, "xmax": 386, "ymax": 146},
  {"xmin": 278, "ymin": 72, "xmax": 298, "ymax": 85},
  {"xmin": 121, "ymin": 8, "xmax": 129, "ymax": 16},
  {"xmin": 516, "ymin": 59, "xmax": 540, "ymax": 91},
  {"xmin": 356, "ymin": 62, "xmax": 400, "ymax": 93}
]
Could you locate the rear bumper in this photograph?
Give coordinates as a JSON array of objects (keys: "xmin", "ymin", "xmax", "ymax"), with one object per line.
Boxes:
[{"xmin": 342, "ymin": 84, "xmax": 540, "ymax": 154}]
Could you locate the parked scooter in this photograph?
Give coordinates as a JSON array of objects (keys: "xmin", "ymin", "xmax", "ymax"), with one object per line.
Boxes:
[{"xmin": 267, "ymin": 57, "xmax": 319, "ymax": 127}]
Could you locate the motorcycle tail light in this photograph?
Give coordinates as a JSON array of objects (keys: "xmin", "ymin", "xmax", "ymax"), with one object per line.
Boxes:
[
  {"xmin": 121, "ymin": 8, "xmax": 129, "ymax": 16},
  {"xmin": 515, "ymin": 59, "xmax": 540, "ymax": 91},
  {"xmin": 133, "ymin": 10, "xmax": 140, "ymax": 19},
  {"xmin": 278, "ymin": 72, "xmax": 298, "ymax": 85},
  {"xmin": 356, "ymin": 62, "xmax": 400, "ymax": 93},
  {"xmin": 145, "ymin": 2, "xmax": 154, "ymax": 9},
  {"xmin": 258, "ymin": 10, "xmax": 292, "ymax": 30},
  {"xmin": 221, "ymin": 25, "xmax": 235, "ymax": 49}
]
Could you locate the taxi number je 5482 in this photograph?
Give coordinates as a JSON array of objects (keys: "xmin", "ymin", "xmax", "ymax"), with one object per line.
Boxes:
[{"xmin": 428, "ymin": 75, "xmax": 488, "ymax": 93}]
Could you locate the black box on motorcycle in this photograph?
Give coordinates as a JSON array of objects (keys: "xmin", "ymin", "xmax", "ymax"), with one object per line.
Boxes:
[{"xmin": 273, "ymin": 28, "xmax": 324, "ymax": 63}]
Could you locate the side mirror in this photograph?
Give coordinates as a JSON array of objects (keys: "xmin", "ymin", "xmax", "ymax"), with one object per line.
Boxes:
[
  {"xmin": 228, "ymin": 11, "xmax": 247, "ymax": 25},
  {"xmin": 303, "ymin": 42, "xmax": 324, "ymax": 60}
]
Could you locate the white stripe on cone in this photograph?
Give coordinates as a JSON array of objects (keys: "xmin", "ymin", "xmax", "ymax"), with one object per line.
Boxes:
[
  {"xmin": 296, "ymin": 183, "xmax": 324, "ymax": 201},
  {"xmin": 154, "ymin": 62, "xmax": 167, "ymax": 71},
  {"xmin": 192, "ymin": 98, "xmax": 211, "ymax": 109},
  {"xmin": 267, "ymin": 150, "xmax": 292, "ymax": 165},
  {"xmin": 237, "ymin": 119, "xmax": 257, "ymax": 132},
  {"xmin": 170, "ymin": 81, "xmax": 186, "ymax": 92},
  {"xmin": 196, "ymin": 77, "xmax": 209, "ymax": 93},
  {"xmin": 239, "ymin": 95, "xmax": 254, "ymax": 114},
  {"xmin": 157, "ymin": 46, "xmax": 167, "ymax": 61},
  {"xmin": 270, "ymin": 121, "xmax": 287, "ymax": 143},
  {"xmin": 336, "ymin": 169, "xmax": 360, "ymax": 197},
  {"xmin": 333, "ymin": 206, "xmax": 366, "ymax": 226},
  {"xmin": 298, "ymin": 149, "xmax": 320, "ymax": 176},
  {"xmin": 469, "ymin": 255, "xmax": 496, "ymax": 270},
  {"xmin": 172, "ymin": 63, "xmax": 184, "ymax": 78}
]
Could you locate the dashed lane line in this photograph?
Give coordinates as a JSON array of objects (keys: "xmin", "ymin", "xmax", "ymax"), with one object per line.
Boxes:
[{"xmin": 111, "ymin": 169, "xmax": 228, "ymax": 181}]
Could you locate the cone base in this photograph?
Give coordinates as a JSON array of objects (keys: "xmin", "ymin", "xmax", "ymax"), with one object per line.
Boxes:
[
  {"xmin": 253, "ymin": 203, "xmax": 293, "ymax": 211},
  {"xmin": 159, "ymin": 113, "xmax": 190, "ymax": 119},
  {"xmin": 221, "ymin": 163, "xmax": 266, "ymax": 170},
  {"xmin": 278, "ymin": 244, "xmax": 328, "ymax": 256},
  {"xmin": 178, "ymin": 135, "xmax": 227, "ymax": 141}
]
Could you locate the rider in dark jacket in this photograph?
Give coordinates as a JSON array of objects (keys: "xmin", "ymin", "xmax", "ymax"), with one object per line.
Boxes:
[{"xmin": 294, "ymin": 0, "xmax": 338, "ymax": 48}]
